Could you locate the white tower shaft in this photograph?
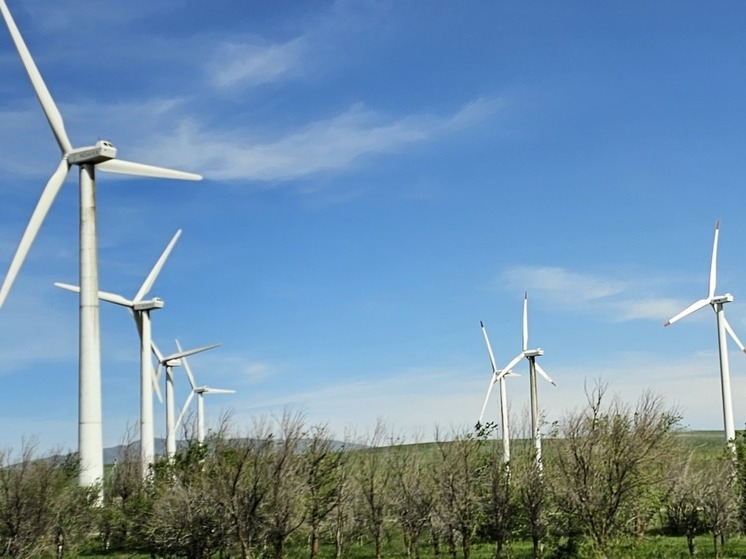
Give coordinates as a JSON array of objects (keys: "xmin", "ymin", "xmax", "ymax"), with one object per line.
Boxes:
[
  {"xmin": 528, "ymin": 357, "xmax": 542, "ymax": 469},
  {"xmin": 715, "ymin": 303, "xmax": 736, "ymax": 449},
  {"xmin": 166, "ymin": 368, "xmax": 176, "ymax": 458},
  {"xmin": 139, "ymin": 313, "xmax": 155, "ymax": 477},
  {"xmin": 498, "ymin": 378, "xmax": 510, "ymax": 463},
  {"xmin": 198, "ymin": 394, "xmax": 206, "ymax": 443},
  {"xmin": 77, "ymin": 164, "xmax": 103, "ymax": 490}
]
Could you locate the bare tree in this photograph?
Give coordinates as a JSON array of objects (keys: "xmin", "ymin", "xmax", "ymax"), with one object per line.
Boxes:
[
  {"xmin": 552, "ymin": 382, "xmax": 681, "ymax": 557},
  {"xmin": 664, "ymin": 454, "xmax": 707, "ymax": 558},
  {"xmin": 390, "ymin": 440, "xmax": 434, "ymax": 559},
  {"xmin": 212, "ymin": 419, "xmax": 274, "ymax": 559},
  {"xmin": 432, "ymin": 427, "xmax": 488, "ymax": 559},
  {"xmin": 264, "ymin": 411, "xmax": 308, "ymax": 559},
  {"xmin": 354, "ymin": 420, "xmax": 394, "ymax": 559},
  {"xmin": 304, "ymin": 424, "xmax": 348, "ymax": 559},
  {"xmin": 142, "ymin": 477, "xmax": 228, "ymax": 559},
  {"xmin": 0, "ymin": 441, "xmax": 93, "ymax": 559},
  {"xmin": 100, "ymin": 425, "xmax": 147, "ymax": 552},
  {"xmin": 701, "ymin": 455, "xmax": 740, "ymax": 559}
]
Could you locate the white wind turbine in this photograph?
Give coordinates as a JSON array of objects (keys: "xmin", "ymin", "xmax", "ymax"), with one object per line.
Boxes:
[
  {"xmin": 493, "ymin": 293, "xmax": 556, "ymax": 468},
  {"xmin": 664, "ymin": 220, "xmax": 746, "ymax": 449},
  {"xmin": 152, "ymin": 341, "xmax": 220, "ymax": 459},
  {"xmin": 478, "ymin": 321, "xmax": 517, "ymax": 464},
  {"xmin": 55, "ymin": 230, "xmax": 182, "ymax": 478},
  {"xmin": 174, "ymin": 340, "xmax": 235, "ymax": 444},
  {"xmin": 0, "ymin": 1, "xmax": 202, "ymax": 489}
]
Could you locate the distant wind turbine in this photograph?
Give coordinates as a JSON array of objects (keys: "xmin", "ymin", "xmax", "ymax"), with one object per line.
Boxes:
[
  {"xmin": 664, "ymin": 220, "xmax": 746, "ymax": 449},
  {"xmin": 494, "ymin": 293, "xmax": 555, "ymax": 468},
  {"xmin": 152, "ymin": 341, "xmax": 220, "ymax": 458},
  {"xmin": 55, "ymin": 229, "xmax": 182, "ymax": 478},
  {"xmin": 0, "ymin": 1, "xmax": 202, "ymax": 489},
  {"xmin": 174, "ymin": 339, "xmax": 235, "ymax": 444},
  {"xmin": 478, "ymin": 321, "xmax": 517, "ymax": 464}
]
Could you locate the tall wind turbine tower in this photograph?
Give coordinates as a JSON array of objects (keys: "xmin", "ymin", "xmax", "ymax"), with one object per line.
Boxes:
[
  {"xmin": 495, "ymin": 293, "xmax": 556, "ymax": 468},
  {"xmin": 55, "ymin": 230, "xmax": 183, "ymax": 478},
  {"xmin": 664, "ymin": 220, "xmax": 746, "ymax": 449},
  {"xmin": 153, "ymin": 341, "xmax": 220, "ymax": 458},
  {"xmin": 478, "ymin": 321, "xmax": 516, "ymax": 464},
  {"xmin": 174, "ymin": 339, "xmax": 235, "ymax": 443},
  {"xmin": 0, "ymin": 1, "xmax": 202, "ymax": 490}
]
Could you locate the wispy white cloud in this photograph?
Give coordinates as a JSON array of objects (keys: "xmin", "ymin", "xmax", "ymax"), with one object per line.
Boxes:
[
  {"xmin": 133, "ymin": 97, "xmax": 505, "ymax": 182},
  {"xmin": 498, "ymin": 265, "xmax": 692, "ymax": 323},
  {"xmin": 208, "ymin": 37, "xmax": 306, "ymax": 89},
  {"xmin": 500, "ymin": 265, "xmax": 625, "ymax": 302}
]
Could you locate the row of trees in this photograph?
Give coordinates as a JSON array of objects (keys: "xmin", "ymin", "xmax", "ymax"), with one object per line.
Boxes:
[{"xmin": 0, "ymin": 384, "xmax": 743, "ymax": 559}]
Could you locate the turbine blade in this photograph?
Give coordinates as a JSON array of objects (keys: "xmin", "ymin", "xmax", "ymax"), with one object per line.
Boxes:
[
  {"xmin": 174, "ymin": 391, "xmax": 195, "ymax": 434},
  {"xmin": 134, "ymin": 229, "xmax": 182, "ymax": 303},
  {"xmin": 523, "ymin": 292, "xmax": 529, "ymax": 351},
  {"xmin": 709, "ymin": 220, "xmax": 720, "ymax": 299},
  {"xmin": 175, "ymin": 339, "xmax": 197, "ymax": 390},
  {"xmin": 497, "ymin": 353, "xmax": 525, "ymax": 382},
  {"xmin": 53, "ymin": 282, "xmax": 134, "ymax": 307},
  {"xmin": 664, "ymin": 298, "xmax": 710, "ymax": 327},
  {"xmin": 0, "ymin": 1, "xmax": 72, "ymax": 153},
  {"xmin": 535, "ymin": 362, "xmax": 556, "ymax": 386},
  {"xmin": 723, "ymin": 315, "xmax": 746, "ymax": 353},
  {"xmin": 0, "ymin": 159, "xmax": 69, "ymax": 311},
  {"xmin": 204, "ymin": 388, "xmax": 235, "ymax": 395},
  {"xmin": 151, "ymin": 341, "xmax": 165, "ymax": 364},
  {"xmin": 97, "ymin": 159, "xmax": 202, "ymax": 181},
  {"xmin": 480, "ymin": 322, "xmax": 499, "ymax": 373},
  {"xmin": 150, "ymin": 361, "xmax": 163, "ymax": 404},
  {"xmin": 479, "ymin": 352, "xmax": 523, "ymax": 423},
  {"xmin": 479, "ymin": 378, "xmax": 497, "ymax": 424},
  {"xmin": 152, "ymin": 366, "xmax": 163, "ymax": 403},
  {"xmin": 164, "ymin": 342, "xmax": 220, "ymax": 362}
]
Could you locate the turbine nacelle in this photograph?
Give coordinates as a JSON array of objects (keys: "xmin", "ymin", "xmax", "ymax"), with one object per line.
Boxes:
[
  {"xmin": 67, "ymin": 140, "xmax": 117, "ymax": 165},
  {"xmin": 524, "ymin": 348, "xmax": 544, "ymax": 357},
  {"xmin": 712, "ymin": 294, "xmax": 734, "ymax": 305},
  {"xmin": 133, "ymin": 298, "xmax": 164, "ymax": 311}
]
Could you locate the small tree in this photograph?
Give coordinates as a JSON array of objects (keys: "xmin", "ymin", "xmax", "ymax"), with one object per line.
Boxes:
[
  {"xmin": 304, "ymin": 424, "xmax": 348, "ymax": 559},
  {"xmin": 701, "ymin": 455, "xmax": 740, "ymax": 559},
  {"xmin": 552, "ymin": 382, "xmax": 680, "ymax": 556},
  {"xmin": 664, "ymin": 454, "xmax": 707, "ymax": 558},
  {"xmin": 432, "ymin": 426, "xmax": 488, "ymax": 559},
  {"xmin": 354, "ymin": 420, "xmax": 394, "ymax": 559},
  {"xmin": 390, "ymin": 440, "xmax": 434, "ymax": 559}
]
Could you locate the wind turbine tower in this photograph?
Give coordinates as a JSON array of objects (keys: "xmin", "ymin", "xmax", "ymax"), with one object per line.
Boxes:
[
  {"xmin": 55, "ymin": 230, "xmax": 183, "ymax": 478},
  {"xmin": 0, "ymin": 1, "xmax": 202, "ymax": 490},
  {"xmin": 495, "ymin": 293, "xmax": 556, "ymax": 468},
  {"xmin": 153, "ymin": 341, "xmax": 220, "ymax": 458},
  {"xmin": 175, "ymin": 339, "xmax": 235, "ymax": 443},
  {"xmin": 664, "ymin": 220, "xmax": 746, "ymax": 450},
  {"xmin": 478, "ymin": 321, "xmax": 516, "ymax": 463}
]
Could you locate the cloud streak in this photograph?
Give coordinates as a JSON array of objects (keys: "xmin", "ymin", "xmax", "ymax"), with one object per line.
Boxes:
[
  {"xmin": 498, "ymin": 265, "xmax": 692, "ymax": 323},
  {"xmin": 208, "ymin": 37, "xmax": 306, "ymax": 89},
  {"xmin": 131, "ymin": 97, "xmax": 505, "ymax": 182}
]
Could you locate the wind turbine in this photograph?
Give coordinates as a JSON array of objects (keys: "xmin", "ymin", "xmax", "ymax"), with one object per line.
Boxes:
[
  {"xmin": 174, "ymin": 340, "xmax": 235, "ymax": 444},
  {"xmin": 664, "ymin": 220, "xmax": 746, "ymax": 449},
  {"xmin": 0, "ymin": 1, "xmax": 202, "ymax": 489},
  {"xmin": 494, "ymin": 293, "xmax": 555, "ymax": 468},
  {"xmin": 152, "ymin": 341, "xmax": 220, "ymax": 459},
  {"xmin": 55, "ymin": 229, "xmax": 182, "ymax": 478},
  {"xmin": 478, "ymin": 321, "xmax": 517, "ymax": 464}
]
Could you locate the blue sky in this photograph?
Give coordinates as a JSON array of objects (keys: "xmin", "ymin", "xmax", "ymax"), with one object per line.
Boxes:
[{"xmin": 1, "ymin": 0, "xmax": 746, "ymax": 451}]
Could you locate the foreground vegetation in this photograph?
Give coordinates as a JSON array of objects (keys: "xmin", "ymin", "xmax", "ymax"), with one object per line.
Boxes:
[{"xmin": 3, "ymin": 383, "xmax": 746, "ymax": 559}]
